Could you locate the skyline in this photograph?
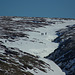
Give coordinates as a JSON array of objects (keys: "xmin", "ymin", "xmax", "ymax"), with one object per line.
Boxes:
[{"xmin": 0, "ymin": 0, "xmax": 75, "ymax": 18}]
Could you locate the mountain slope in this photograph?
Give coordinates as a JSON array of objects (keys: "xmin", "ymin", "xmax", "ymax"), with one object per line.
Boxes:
[
  {"xmin": 46, "ymin": 25, "xmax": 75, "ymax": 75},
  {"xmin": 0, "ymin": 16, "xmax": 75, "ymax": 75},
  {"xmin": 0, "ymin": 16, "xmax": 66, "ymax": 75},
  {"xmin": 1, "ymin": 16, "xmax": 75, "ymax": 57},
  {"xmin": 0, "ymin": 42, "xmax": 52, "ymax": 75}
]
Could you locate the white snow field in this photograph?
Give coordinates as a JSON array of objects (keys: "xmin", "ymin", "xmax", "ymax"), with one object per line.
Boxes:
[
  {"xmin": 0, "ymin": 18, "xmax": 75, "ymax": 75},
  {"xmin": 2, "ymin": 19, "xmax": 75, "ymax": 57}
]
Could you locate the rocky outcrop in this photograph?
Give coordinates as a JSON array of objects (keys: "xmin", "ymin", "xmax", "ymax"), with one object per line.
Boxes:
[{"xmin": 46, "ymin": 25, "xmax": 75, "ymax": 75}]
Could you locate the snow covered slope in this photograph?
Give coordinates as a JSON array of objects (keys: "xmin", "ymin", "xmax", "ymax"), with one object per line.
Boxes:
[
  {"xmin": 0, "ymin": 42, "xmax": 65, "ymax": 75},
  {"xmin": 0, "ymin": 16, "xmax": 75, "ymax": 75},
  {"xmin": 1, "ymin": 17, "xmax": 75, "ymax": 57},
  {"xmin": 46, "ymin": 25, "xmax": 75, "ymax": 75}
]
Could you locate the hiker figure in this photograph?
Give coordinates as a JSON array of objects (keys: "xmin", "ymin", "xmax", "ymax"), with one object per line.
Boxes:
[
  {"xmin": 45, "ymin": 32, "xmax": 47, "ymax": 35},
  {"xmin": 41, "ymin": 33, "xmax": 44, "ymax": 35},
  {"xmin": 5, "ymin": 40, "xmax": 7, "ymax": 42}
]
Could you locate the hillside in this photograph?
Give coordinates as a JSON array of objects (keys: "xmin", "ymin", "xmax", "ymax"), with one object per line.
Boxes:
[
  {"xmin": 0, "ymin": 16, "xmax": 75, "ymax": 75},
  {"xmin": 46, "ymin": 25, "xmax": 75, "ymax": 75}
]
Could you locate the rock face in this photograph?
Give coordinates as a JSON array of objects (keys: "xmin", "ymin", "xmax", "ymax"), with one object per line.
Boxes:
[{"xmin": 46, "ymin": 25, "xmax": 75, "ymax": 75}]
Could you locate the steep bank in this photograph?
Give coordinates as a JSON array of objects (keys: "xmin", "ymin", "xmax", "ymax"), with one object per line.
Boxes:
[{"xmin": 46, "ymin": 25, "xmax": 75, "ymax": 75}]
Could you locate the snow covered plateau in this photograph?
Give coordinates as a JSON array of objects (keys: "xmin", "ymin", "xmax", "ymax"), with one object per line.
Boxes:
[{"xmin": 0, "ymin": 16, "xmax": 75, "ymax": 75}]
